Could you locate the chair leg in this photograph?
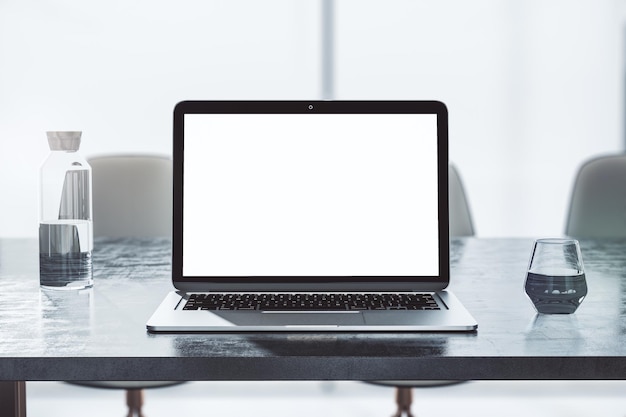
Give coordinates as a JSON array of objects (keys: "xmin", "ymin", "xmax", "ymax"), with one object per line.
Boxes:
[
  {"xmin": 392, "ymin": 387, "xmax": 414, "ymax": 417},
  {"xmin": 126, "ymin": 389, "xmax": 145, "ymax": 417}
]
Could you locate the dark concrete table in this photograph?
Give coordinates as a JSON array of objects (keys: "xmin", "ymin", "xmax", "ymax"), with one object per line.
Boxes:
[{"xmin": 2, "ymin": 237, "xmax": 626, "ymax": 415}]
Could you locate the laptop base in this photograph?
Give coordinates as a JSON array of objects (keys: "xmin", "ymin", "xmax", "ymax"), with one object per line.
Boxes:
[{"xmin": 147, "ymin": 290, "xmax": 477, "ymax": 332}]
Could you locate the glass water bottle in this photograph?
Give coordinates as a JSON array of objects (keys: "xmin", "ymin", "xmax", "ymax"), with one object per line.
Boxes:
[{"xmin": 39, "ymin": 131, "xmax": 93, "ymax": 290}]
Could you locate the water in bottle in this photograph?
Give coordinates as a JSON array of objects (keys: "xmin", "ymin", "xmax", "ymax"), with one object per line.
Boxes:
[{"xmin": 39, "ymin": 132, "xmax": 93, "ymax": 290}]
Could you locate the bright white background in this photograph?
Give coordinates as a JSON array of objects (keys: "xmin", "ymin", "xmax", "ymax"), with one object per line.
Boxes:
[
  {"xmin": 184, "ymin": 114, "xmax": 439, "ymax": 276},
  {"xmin": 334, "ymin": 0, "xmax": 624, "ymax": 237},
  {"xmin": 1, "ymin": 0, "xmax": 624, "ymax": 238}
]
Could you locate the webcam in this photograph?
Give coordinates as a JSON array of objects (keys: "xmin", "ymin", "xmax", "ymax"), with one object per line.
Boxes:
[{"xmin": 308, "ymin": 104, "xmax": 314, "ymax": 110}]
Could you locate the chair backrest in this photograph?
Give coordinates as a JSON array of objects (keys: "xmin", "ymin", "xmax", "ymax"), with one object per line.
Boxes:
[
  {"xmin": 566, "ymin": 154, "xmax": 626, "ymax": 238},
  {"xmin": 89, "ymin": 154, "xmax": 172, "ymax": 238},
  {"xmin": 449, "ymin": 164, "xmax": 475, "ymax": 237}
]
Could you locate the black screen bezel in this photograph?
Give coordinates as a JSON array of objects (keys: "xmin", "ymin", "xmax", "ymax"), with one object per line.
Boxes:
[{"xmin": 172, "ymin": 101, "xmax": 450, "ymax": 292}]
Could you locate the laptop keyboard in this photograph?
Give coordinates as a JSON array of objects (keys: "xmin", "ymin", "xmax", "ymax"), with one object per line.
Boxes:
[{"xmin": 182, "ymin": 293, "xmax": 441, "ymax": 311}]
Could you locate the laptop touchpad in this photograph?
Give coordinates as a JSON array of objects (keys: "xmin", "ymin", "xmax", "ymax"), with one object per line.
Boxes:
[{"xmin": 261, "ymin": 312, "xmax": 365, "ymax": 326}]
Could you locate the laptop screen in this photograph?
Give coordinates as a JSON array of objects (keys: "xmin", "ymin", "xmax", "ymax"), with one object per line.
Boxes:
[{"xmin": 173, "ymin": 101, "xmax": 449, "ymax": 291}]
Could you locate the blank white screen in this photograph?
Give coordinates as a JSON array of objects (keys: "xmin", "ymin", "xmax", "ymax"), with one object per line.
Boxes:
[{"xmin": 183, "ymin": 113, "xmax": 439, "ymax": 276}]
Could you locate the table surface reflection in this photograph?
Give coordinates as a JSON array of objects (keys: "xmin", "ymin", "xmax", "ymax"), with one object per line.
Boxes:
[{"xmin": 2, "ymin": 237, "xmax": 626, "ymax": 381}]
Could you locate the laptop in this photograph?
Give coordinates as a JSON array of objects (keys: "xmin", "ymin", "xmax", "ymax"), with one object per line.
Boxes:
[{"xmin": 146, "ymin": 100, "xmax": 477, "ymax": 332}]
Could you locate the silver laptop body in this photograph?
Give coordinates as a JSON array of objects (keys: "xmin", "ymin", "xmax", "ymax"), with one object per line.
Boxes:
[{"xmin": 147, "ymin": 100, "xmax": 477, "ymax": 332}]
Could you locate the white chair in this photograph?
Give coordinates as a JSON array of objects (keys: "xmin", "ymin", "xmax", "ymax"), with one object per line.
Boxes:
[
  {"xmin": 449, "ymin": 163, "xmax": 475, "ymax": 237},
  {"xmin": 566, "ymin": 154, "xmax": 626, "ymax": 238},
  {"xmin": 90, "ymin": 155, "xmax": 172, "ymax": 238},
  {"xmin": 374, "ymin": 163, "xmax": 475, "ymax": 417},
  {"xmin": 70, "ymin": 154, "xmax": 176, "ymax": 417}
]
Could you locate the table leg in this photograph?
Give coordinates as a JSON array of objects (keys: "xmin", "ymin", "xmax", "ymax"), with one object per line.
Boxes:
[{"xmin": 0, "ymin": 381, "xmax": 26, "ymax": 417}]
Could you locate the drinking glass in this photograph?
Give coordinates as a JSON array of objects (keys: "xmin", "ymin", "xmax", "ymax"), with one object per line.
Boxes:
[{"xmin": 524, "ymin": 238, "xmax": 587, "ymax": 314}]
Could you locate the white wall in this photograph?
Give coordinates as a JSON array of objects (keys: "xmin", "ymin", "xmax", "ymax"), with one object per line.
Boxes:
[{"xmin": 1, "ymin": 0, "xmax": 624, "ymax": 238}]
